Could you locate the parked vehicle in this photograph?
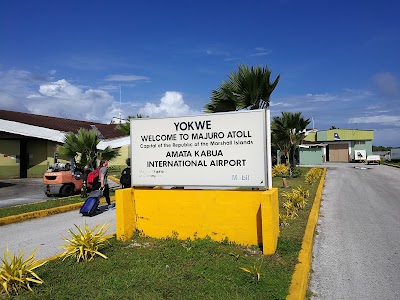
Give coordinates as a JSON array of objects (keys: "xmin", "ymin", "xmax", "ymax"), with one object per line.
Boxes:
[
  {"xmin": 366, "ymin": 155, "xmax": 381, "ymax": 165},
  {"xmin": 43, "ymin": 161, "xmax": 92, "ymax": 197},
  {"xmin": 390, "ymin": 148, "xmax": 400, "ymax": 161},
  {"xmin": 353, "ymin": 150, "xmax": 367, "ymax": 162}
]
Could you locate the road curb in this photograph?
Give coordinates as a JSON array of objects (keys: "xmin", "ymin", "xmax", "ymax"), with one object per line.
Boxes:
[{"xmin": 287, "ymin": 168, "xmax": 326, "ymax": 300}]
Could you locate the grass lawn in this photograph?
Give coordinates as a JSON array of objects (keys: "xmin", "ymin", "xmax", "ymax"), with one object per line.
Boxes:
[{"xmin": 3, "ymin": 167, "xmax": 322, "ymax": 299}]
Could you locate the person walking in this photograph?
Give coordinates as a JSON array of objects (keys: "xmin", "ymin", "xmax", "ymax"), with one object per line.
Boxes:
[
  {"xmin": 99, "ymin": 159, "xmax": 114, "ymax": 210},
  {"xmin": 120, "ymin": 158, "xmax": 131, "ymax": 189}
]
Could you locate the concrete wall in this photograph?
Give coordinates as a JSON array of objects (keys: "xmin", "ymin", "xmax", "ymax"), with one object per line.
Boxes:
[
  {"xmin": 27, "ymin": 139, "xmax": 52, "ymax": 177},
  {"xmin": 351, "ymin": 140, "xmax": 373, "ymax": 157},
  {"xmin": 116, "ymin": 188, "xmax": 279, "ymax": 255},
  {"xmin": 299, "ymin": 148, "xmax": 324, "ymax": 165},
  {"xmin": 0, "ymin": 139, "xmax": 20, "ymax": 178}
]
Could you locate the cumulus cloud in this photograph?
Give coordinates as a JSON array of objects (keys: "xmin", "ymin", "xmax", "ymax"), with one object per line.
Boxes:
[
  {"xmin": 0, "ymin": 69, "xmax": 199, "ymax": 123},
  {"xmin": 138, "ymin": 91, "xmax": 200, "ymax": 117},
  {"xmin": 373, "ymin": 72, "xmax": 400, "ymax": 97},
  {"xmin": 26, "ymin": 79, "xmax": 115, "ymax": 121}
]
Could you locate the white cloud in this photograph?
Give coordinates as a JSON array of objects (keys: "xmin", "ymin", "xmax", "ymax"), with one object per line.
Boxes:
[
  {"xmin": 250, "ymin": 47, "xmax": 272, "ymax": 57},
  {"xmin": 104, "ymin": 74, "xmax": 149, "ymax": 82},
  {"xmin": 138, "ymin": 91, "xmax": 200, "ymax": 117},
  {"xmin": 348, "ymin": 115, "xmax": 400, "ymax": 126},
  {"xmin": 373, "ymin": 72, "xmax": 400, "ymax": 97},
  {"xmin": 0, "ymin": 69, "xmax": 200, "ymax": 123},
  {"xmin": 306, "ymin": 93, "xmax": 338, "ymax": 102},
  {"xmin": 26, "ymin": 79, "xmax": 115, "ymax": 121}
]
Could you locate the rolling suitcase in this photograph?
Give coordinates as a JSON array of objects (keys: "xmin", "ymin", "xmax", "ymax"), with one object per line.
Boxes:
[{"xmin": 79, "ymin": 190, "xmax": 102, "ymax": 217}]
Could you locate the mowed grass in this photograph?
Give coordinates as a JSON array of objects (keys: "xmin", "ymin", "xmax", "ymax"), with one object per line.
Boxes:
[{"xmin": 5, "ymin": 167, "xmax": 321, "ymax": 299}]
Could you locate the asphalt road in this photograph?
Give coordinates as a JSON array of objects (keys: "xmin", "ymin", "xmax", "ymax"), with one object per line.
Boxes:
[
  {"xmin": 310, "ymin": 163, "xmax": 400, "ymax": 300},
  {"xmin": 0, "ymin": 178, "xmax": 50, "ymax": 208},
  {"xmin": 0, "ymin": 208, "xmax": 116, "ymax": 260},
  {"xmin": 0, "ymin": 178, "xmax": 119, "ymax": 260}
]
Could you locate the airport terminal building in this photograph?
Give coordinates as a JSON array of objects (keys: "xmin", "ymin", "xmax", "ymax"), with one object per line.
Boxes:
[
  {"xmin": 299, "ymin": 129, "xmax": 374, "ymax": 165},
  {"xmin": 0, "ymin": 110, "xmax": 128, "ymax": 179}
]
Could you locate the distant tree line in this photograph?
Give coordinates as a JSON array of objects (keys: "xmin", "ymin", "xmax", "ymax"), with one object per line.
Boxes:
[{"xmin": 372, "ymin": 145, "xmax": 392, "ymax": 151}]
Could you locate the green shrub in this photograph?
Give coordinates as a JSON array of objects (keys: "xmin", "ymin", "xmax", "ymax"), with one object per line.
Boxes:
[
  {"xmin": 305, "ymin": 167, "xmax": 323, "ymax": 184},
  {"xmin": 272, "ymin": 164, "xmax": 289, "ymax": 177},
  {"xmin": 60, "ymin": 223, "xmax": 110, "ymax": 262},
  {"xmin": 0, "ymin": 248, "xmax": 47, "ymax": 296}
]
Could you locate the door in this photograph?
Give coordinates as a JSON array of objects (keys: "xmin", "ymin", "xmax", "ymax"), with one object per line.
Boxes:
[{"xmin": 328, "ymin": 144, "xmax": 349, "ymax": 162}]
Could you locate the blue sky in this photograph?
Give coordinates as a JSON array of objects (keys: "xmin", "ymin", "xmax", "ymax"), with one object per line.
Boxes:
[{"xmin": 1, "ymin": 0, "xmax": 399, "ymax": 147}]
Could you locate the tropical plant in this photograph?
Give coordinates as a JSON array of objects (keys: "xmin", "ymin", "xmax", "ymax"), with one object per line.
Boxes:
[
  {"xmin": 282, "ymin": 199, "xmax": 298, "ymax": 219},
  {"xmin": 204, "ymin": 65, "xmax": 280, "ymax": 112},
  {"xmin": 60, "ymin": 223, "xmax": 111, "ymax": 262},
  {"xmin": 272, "ymin": 112, "xmax": 310, "ymax": 171},
  {"xmin": 305, "ymin": 167, "xmax": 323, "ymax": 184},
  {"xmin": 57, "ymin": 128, "xmax": 119, "ymax": 168},
  {"xmin": 282, "ymin": 187, "xmax": 309, "ymax": 210},
  {"xmin": 57, "ymin": 128, "xmax": 119, "ymax": 196},
  {"xmin": 294, "ymin": 186, "xmax": 310, "ymax": 200},
  {"xmin": 272, "ymin": 163, "xmax": 289, "ymax": 177},
  {"xmin": 239, "ymin": 258, "xmax": 264, "ymax": 282},
  {"xmin": 0, "ymin": 248, "xmax": 47, "ymax": 296},
  {"xmin": 115, "ymin": 114, "xmax": 144, "ymax": 135},
  {"xmin": 279, "ymin": 213, "xmax": 290, "ymax": 227}
]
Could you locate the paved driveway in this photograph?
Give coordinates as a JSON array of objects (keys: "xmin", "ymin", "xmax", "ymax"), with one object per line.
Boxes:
[
  {"xmin": 0, "ymin": 178, "xmax": 49, "ymax": 208},
  {"xmin": 0, "ymin": 207, "xmax": 116, "ymax": 260},
  {"xmin": 310, "ymin": 163, "xmax": 400, "ymax": 300}
]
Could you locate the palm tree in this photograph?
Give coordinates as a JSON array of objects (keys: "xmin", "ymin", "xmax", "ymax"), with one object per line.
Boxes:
[
  {"xmin": 204, "ymin": 65, "xmax": 280, "ymax": 112},
  {"xmin": 272, "ymin": 112, "xmax": 310, "ymax": 170},
  {"xmin": 115, "ymin": 114, "xmax": 144, "ymax": 135},
  {"xmin": 57, "ymin": 128, "xmax": 120, "ymax": 195}
]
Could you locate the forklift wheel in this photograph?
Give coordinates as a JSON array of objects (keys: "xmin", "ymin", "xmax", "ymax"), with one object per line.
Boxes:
[{"xmin": 61, "ymin": 184, "xmax": 75, "ymax": 196}]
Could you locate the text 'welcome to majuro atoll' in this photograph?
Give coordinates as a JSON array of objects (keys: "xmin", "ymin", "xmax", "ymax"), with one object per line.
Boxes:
[{"xmin": 139, "ymin": 120, "xmax": 256, "ymax": 168}]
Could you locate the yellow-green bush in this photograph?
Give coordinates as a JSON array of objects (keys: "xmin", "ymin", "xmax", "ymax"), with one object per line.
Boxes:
[
  {"xmin": 280, "ymin": 186, "xmax": 310, "ymax": 223},
  {"xmin": 279, "ymin": 213, "xmax": 290, "ymax": 227},
  {"xmin": 272, "ymin": 164, "xmax": 289, "ymax": 177},
  {"xmin": 61, "ymin": 223, "xmax": 110, "ymax": 262},
  {"xmin": 305, "ymin": 167, "xmax": 323, "ymax": 184},
  {"xmin": 0, "ymin": 248, "xmax": 47, "ymax": 296}
]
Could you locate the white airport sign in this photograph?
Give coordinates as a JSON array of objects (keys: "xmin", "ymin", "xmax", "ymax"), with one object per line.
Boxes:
[{"xmin": 130, "ymin": 110, "xmax": 268, "ymax": 188}]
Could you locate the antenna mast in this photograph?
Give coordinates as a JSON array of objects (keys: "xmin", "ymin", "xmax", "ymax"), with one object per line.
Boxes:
[{"xmin": 119, "ymin": 85, "xmax": 122, "ymax": 123}]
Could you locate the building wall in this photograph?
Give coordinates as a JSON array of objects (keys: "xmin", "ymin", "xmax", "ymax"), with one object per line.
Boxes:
[
  {"xmin": 317, "ymin": 129, "xmax": 374, "ymax": 141},
  {"xmin": 350, "ymin": 140, "xmax": 373, "ymax": 157},
  {"xmin": 27, "ymin": 139, "xmax": 52, "ymax": 177},
  {"xmin": 0, "ymin": 136, "xmax": 130, "ymax": 179},
  {"xmin": 108, "ymin": 145, "xmax": 130, "ymax": 173},
  {"xmin": 299, "ymin": 148, "xmax": 324, "ymax": 165},
  {"xmin": 0, "ymin": 139, "xmax": 20, "ymax": 178},
  {"xmin": 304, "ymin": 131, "xmax": 317, "ymax": 142}
]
